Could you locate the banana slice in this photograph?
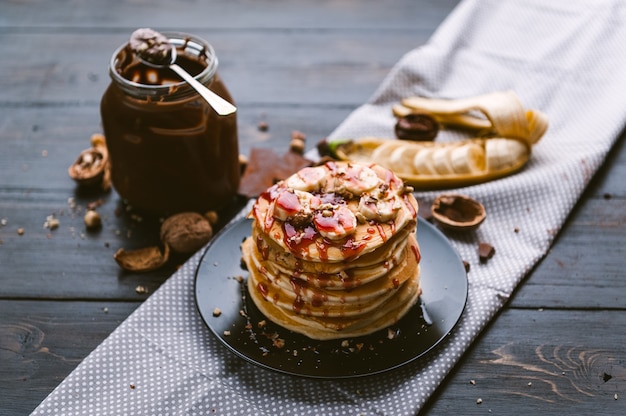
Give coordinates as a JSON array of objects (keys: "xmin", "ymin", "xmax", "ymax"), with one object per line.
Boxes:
[
  {"xmin": 432, "ymin": 147, "xmax": 455, "ymax": 174},
  {"xmin": 389, "ymin": 145, "xmax": 419, "ymax": 174},
  {"xmin": 485, "ymin": 138, "xmax": 529, "ymax": 172},
  {"xmin": 450, "ymin": 143, "xmax": 485, "ymax": 174},
  {"xmin": 413, "ymin": 148, "xmax": 438, "ymax": 175}
]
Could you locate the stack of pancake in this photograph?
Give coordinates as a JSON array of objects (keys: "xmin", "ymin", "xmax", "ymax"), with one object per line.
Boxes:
[{"xmin": 241, "ymin": 161, "xmax": 421, "ymax": 340}]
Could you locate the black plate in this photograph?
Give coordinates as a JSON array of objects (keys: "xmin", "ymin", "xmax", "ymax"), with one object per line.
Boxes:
[{"xmin": 194, "ymin": 217, "xmax": 468, "ymax": 379}]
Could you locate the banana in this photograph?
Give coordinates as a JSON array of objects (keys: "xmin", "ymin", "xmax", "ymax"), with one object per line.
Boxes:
[
  {"xmin": 331, "ymin": 136, "xmax": 532, "ymax": 190},
  {"xmin": 396, "ymin": 90, "xmax": 548, "ymax": 145},
  {"xmin": 330, "ymin": 91, "xmax": 547, "ymax": 190}
]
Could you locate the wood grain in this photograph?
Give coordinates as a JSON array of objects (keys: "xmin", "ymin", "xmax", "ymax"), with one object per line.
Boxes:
[
  {"xmin": 423, "ymin": 309, "xmax": 626, "ymax": 415},
  {"xmin": 0, "ymin": 300, "xmax": 140, "ymax": 415}
]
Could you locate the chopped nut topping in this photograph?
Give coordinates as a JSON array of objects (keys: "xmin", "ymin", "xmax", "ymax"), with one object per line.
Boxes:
[{"xmin": 129, "ymin": 28, "xmax": 171, "ymax": 65}]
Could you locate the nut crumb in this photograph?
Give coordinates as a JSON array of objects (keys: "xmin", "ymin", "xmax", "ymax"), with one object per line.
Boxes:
[
  {"xmin": 257, "ymin": 320, "xmax": 267, "ymax": 328},
  {"xmin": 223, "ymin": 330, "xmax": 231, "ymax": 336},
  {"xmin": 129, "ymin": 383, "xmax": 136, "ymax": 389},
  {"xmin": 212, "ymin": 307, "xmax": 222, "ymax": 317},
  {"xmin": 272, "ymin": 338, "xmax": 285, "ymax": 349},
  {"xmin": 43, "ymin": 215, "xmax": 60, "ymax": 230},
  {"xmin": 17, "ymin": 228, "xmax": 24, "ymax": 236},
  {"xmin": 469, "ymin": 379, "xmax": 476, "ymax": 385},
  {"xmin": 135, "ymin": 285, "xmax": 149, "ymax": 294},
  {"xmin": 528, "ymin": 382, "xmax": 532, "ymax": 387},
  {"xmin": 103, "ymin": 307, "xmax": 109, "ymax": 313},
  {"xmin": 476, "ymin": 398, "xmax": 483, "ymax": 405},
  {"xmin": 614, "ymin": 393, "xmax": 618, "ymax": 400},
  {"xmin": 341, "ymin": 340, "xmax": 350, "ymax": 348}
]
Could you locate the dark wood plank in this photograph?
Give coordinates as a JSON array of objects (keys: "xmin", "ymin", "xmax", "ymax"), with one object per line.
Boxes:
[
  {"xmin": 2, "ymin": 302, "xmax": 624, "ymax": 415},
  {"xmin": 423, "ymin": 309, "xmax": 626, "ymax": 415},
  {"xmin": 0, "ymin": 31, "xmax": 429, "ymax": 106},
  {"xmin": 0, "ymin": 300, "xmax": 140, "ymax": 416},
  {"xmin": 0, "ymin": 0, "xmax": 460, "ymax": 31}
]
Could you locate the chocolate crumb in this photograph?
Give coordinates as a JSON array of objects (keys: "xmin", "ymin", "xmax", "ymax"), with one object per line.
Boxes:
[
  {"xmin": 478, "ymin": 242, "xmax": 495, "ymax": 263},
  {"xmin": 463, "ymin": 260, "xmax": 470, "ymax": 273},
  {"xmin": 257, "ymin": 121, "xmax": 269, "ymax": 132}
]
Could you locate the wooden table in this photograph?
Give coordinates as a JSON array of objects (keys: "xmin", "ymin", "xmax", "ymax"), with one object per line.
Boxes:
[{"xmin": 1, "ymin": 1, "xmax": 624, "ymax": 414}]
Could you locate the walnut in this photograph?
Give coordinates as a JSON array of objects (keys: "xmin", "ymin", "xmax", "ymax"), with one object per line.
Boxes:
[{"xmin": 160, "ymin": 212, "xmax": 213, "ymax": 254}]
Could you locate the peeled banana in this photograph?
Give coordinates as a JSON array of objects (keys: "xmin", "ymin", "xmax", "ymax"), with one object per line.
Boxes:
[
  {"xmin": 333, "ymin": 137, "xmax": 529, "ymax": 189},
  {"xmin": 329, "ymin": 91, "xmax": 548, "ymax": 190}
]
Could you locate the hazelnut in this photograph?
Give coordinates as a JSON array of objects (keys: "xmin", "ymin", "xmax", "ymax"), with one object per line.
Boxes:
[
  {"xmin": 84, "ymin": 210, "xmax": 102, "ymax": 230},
  {"xmin": 431, "ymin": 194, "xmax": 486, "ymax": 232},
  {"xmin": 394, "ymin": 112, "xmax": 439, "ymax": 141},
  {"xmin": 238, "ymin": 153, "xmax": 249, "ymax": 174},
  {"xmin": 160, "ymin": 212, "xmax": 213, "ymax": 254},
  {"xmin": 289, "ymin": 137, "xmax": 306, "ymax": 155},
  {"xmin": 204, "ymin": 210, "xmax": 219, "ymax": 226}
]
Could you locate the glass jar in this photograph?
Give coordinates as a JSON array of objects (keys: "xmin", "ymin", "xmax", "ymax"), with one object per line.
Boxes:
[{"xmin": 101, "ymin": 32, "xmax": 239, "ymax": 216}]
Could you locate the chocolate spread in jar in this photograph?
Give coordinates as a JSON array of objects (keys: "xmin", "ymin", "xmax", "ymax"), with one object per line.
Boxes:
[{"xmin": 101, "ymin": 32, "xmax": 239, "ymax": 216}]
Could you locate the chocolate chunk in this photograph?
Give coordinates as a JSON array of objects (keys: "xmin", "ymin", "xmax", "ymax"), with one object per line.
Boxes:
[
  {"xmin": 478, "ymin": 242, "xmax": 495, "ymax": 263},
  {"xmin": 237, "ymin": 147, "xmax": 313, "ymax": 199}
]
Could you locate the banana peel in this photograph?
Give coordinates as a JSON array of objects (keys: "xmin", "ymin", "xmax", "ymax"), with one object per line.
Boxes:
[{"xmin": 330, "ymin": 91, "xmax": 548, "ymax": 190}]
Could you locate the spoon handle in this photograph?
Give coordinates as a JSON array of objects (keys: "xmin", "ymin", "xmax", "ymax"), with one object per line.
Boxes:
[{"xmin": 169, "ymin": 64, "xmax": 237, "ymax": 116}]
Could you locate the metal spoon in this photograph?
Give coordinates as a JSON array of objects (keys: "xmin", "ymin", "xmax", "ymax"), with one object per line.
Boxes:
[
  {"xmin": 130, "ymin": 28, "xmax": 236, "ymax": 116},
  {"xmin": 160, "ymin": 46, "xmax": 237, "ymax": 116}
]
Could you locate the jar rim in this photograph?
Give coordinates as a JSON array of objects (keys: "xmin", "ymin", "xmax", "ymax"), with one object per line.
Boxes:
[{"xmin": 108, "ymin": 31, "xmax": 219, "ymax": 99}]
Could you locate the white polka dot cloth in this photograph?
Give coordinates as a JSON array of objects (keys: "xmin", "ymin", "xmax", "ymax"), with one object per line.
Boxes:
[{"xmin": 32, "ymin": 0, "xmax": 626, "ymax": 414}]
